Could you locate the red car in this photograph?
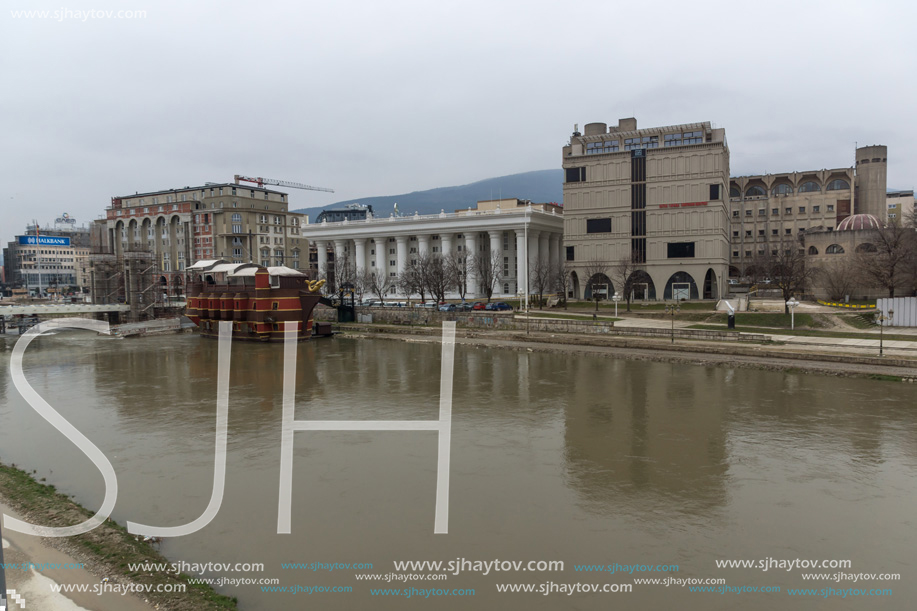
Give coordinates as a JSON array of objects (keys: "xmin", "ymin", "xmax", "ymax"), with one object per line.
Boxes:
[{"xmin": 472, "ymin": 302, "xmax": 487, "ymax": 310}]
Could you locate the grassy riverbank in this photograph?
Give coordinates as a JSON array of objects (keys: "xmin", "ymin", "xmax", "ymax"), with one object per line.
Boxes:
[{"xmin": 0, "ymin": 461, "xmax": 237, "ymax": 611}]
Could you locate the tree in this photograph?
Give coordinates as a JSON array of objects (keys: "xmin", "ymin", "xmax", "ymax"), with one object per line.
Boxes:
[
  {"xmin": 608, "ymin": 253, "xmax": 643, "ymax": 312},
  {"xmin": 551, "ymin": 261, "xmax": 573, "ymax": 309},
  {"xmin": 528, "ymin": 256, "xmax": 552, "ymax": 309},
  {"xmin": 426, "ymin": 254, "xmax": 455, "ymax": 303},
  {"xmin": 816, "ymin": 258, "xmax": 860, "ymax": 301},
  {"xmin": 397, "ymin": 263, "xmax": 425, "ymax": 303},
  {"xmin": 474, "ymin": 251, "xmax": 503, "ymax": 303},
  {"xmin": 446, "ymin": 252, "xmax": 471, "ymax": 302},
  {"xmin": 368, "ymin": 270, "xmax": 394, "ymax": 304},
  {"xmin": 582, "ymin": 257, "xmax": 609, "ymax": 311},
  {"xmin": 756, "ymin": 238, "xmax": 815, "ymax": 313},
  {"xmin": 855, "ymin": 221, "xmax": 917, "ymax": 298}
]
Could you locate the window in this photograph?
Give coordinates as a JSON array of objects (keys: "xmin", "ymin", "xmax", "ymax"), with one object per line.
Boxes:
[
  {"xmin": 389, "ymin": 260, "xmax": 396, "ymax": 267},
  {"xmin": 799, "ymin": 207, "xmax": 806, "ymax": 214},
  {"xmin": 813, "ymin": 205, "xmax": 820, "ymax": 213},
  {"xmin": 232, "ymin": 224, "xmax": 242, "ymax": 233},
  {"xmin": 799, "ymin": 181, "xmax": 821, "ymax": 193},
  {"xmin": 667, "ymin": 242, "xmax": 695, "ymax": 258},
  {"xmin": 808, "ymin": 246, "xmax": 818, "ymax": 255},
  {"xmin": 730, "ymin": 186, "xmax": 741, "ymax": 198},
  {"xmin": 566, "ymin": 246, "xmax": 575, "ymax": 261},
  {"xmin": 785, "ymin": 228, "xmax": 792, "ymax": 235},
  {"xmin": 825, "ymin": 244, "xmax": 845, "ymax": 254},
  {"xmin": 745, "ymin": 230, "xmax": 752, "ymax": 237},
  {"xmin": 771, "ymin": 208, "xmax": 779, "ymax": 216},
  {"xmin": 771, "ymin": 229, "xmax": 778, "ymax": 235},
  {"xmin": 745, "ymin": 250, "xmax": 752, "ymax": 257},
  {"xmin": 827, "ymin": 204, "xmax": 834, "ymax": 212},
  {"xmin": 773, "ymin": 184, "xmax": 793, "ymax": 195},
  {"xmin": 586, "ymin": 218, "xmax": 612, "ymax": 233},
  {"xmin": 745, "ymin": 186, "xmax": 766, "ymax": 197},
  {"xmin": 733, "ymin": 210, "xmax": 739, "ymax": 217},
  {"xmin": 565, "ymin": 167, "xmax": 586, "ymax": 183},
  {"xmin": 785, "ymin": 207, "xmax": 792, "ymax": 214},
  {"xmin": 826, "ymin": 179, "xmax": 849, "ymax": 191},
  {"xmin": 272, "ymin": 302, "xmax": 279, "ymax": 310},
  {"xmin": 709, "ymin": 184, "xmax": 721, "ymax": 200},
  {"xmin": 586, "ymin": 140, "xmax": 619, "ymax": 154},
  {"xmin": 758, "ymin": 230, "xmax": 765, "ymax": 236},
  {"xmin": 733, "ymin": 251, "xmax": 739, "ymax": 257},
  {"xmin": 758, "ymin": 209, "xmax": 766, "ymax": 216},
  {"xmin": 732, "ymin": 231, "xmax": 739, "ymax": 237},
  {"xmin": 745, "ymin": 210, "xmax": 752, "ymax": 216}
]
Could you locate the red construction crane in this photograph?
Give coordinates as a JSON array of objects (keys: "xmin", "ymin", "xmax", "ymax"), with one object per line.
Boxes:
[{"xmin": 233, "ymin": 174, "xmax": 334, "ymax": 193}]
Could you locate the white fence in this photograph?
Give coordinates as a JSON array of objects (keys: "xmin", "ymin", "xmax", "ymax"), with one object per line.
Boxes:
[{"xmin": 877, "ymin": 297, "xmax": 917, "ymax": 327}]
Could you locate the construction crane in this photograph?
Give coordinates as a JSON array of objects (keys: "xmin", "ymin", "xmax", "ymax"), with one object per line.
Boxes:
[{"xmin": 233, "ymin": 174, "xmax": 334, "ymax": 193}]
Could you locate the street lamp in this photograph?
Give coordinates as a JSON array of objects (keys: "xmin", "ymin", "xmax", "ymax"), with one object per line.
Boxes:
[
  {"xmin": 786, "ymin": 297, "xmax": 799, "ymax": 330},
  {"xmin": 664, "ymin": 302, "xmax": 680, "ymax": 344},
  {"xmin": 875, "ymin": 308, "xmax": 895, "ymax": 357},
  {"xmin": 612, "ymin": 292, "xmax": 622, "ymax": 318}
]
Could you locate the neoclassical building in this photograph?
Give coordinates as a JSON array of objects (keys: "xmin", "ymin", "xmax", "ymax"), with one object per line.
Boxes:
[{"xmin": 300, "ymin": 199, "xmax": 564, "ymax": 299}]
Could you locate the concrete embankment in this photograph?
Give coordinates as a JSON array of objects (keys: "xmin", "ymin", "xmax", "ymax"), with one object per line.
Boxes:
[{"xmin": 337, "ymin": 324, "xmax": 917, "ymax": 380}]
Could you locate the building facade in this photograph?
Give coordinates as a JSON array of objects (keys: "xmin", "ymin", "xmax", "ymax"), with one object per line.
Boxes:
[
  {"xmin": 2, "ymin": 224, "xmax": 91, "ymax": 296},
  {"xmin": 562, "ymin": 118, "xmax": 730, "ymax": 301},
  {"xmin": 97, "ymin": 183, "xmax": 308, "ymax": 300},
  {"xmin": 886, "ymin": 190, "xmax": 915, "ymax": 224},
  {"xmin": 300, "ymin": 199, "xmax": 564, "ymax": 299},
  {"xmin": 728, "ymin": 145, "xmax": 887, "ymax": 276}
]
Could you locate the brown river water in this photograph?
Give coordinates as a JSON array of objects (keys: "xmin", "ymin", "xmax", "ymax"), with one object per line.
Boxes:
[{"xmin": 1, "ymin": 330, "xmax": 914, "ymax": 610}]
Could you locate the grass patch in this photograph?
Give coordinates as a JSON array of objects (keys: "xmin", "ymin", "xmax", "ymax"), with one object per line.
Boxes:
[
  {"xmin": 0, "ymin": 461, "xmax": 237, "ymax": 611},
  {"xmin": 867, "ymin": 374, "xmax": 902, "ymax": 382},
  {"xmin": 839, "ymin": 313, "xmax": 878, "ymax": 330}
]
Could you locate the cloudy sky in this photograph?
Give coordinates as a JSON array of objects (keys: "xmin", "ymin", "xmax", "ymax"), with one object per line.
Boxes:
[{"xmin": 2, "ymin": 0, "xmax": 915, "ymax": 248}]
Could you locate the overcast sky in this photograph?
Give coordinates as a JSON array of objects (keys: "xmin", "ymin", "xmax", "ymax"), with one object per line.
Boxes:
[{"xmin": 2, "ymin": 0, "xmax": 915, "ymax": 249}]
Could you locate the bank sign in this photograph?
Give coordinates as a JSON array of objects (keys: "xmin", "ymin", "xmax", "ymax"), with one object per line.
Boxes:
[{"xmin": 18, "ymin": 236, "xmax": 71, "ymax": 246}]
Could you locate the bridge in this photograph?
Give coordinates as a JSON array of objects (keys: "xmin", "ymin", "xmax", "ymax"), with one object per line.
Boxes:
[{"xmin": 0, "ymin": 303, "xmax": 132, "ymax": 319}]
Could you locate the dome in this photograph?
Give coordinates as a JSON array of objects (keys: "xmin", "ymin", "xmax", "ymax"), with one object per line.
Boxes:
[{"xmin": 836, "ymin": 214, "xmax": 881, "ymax": 232}]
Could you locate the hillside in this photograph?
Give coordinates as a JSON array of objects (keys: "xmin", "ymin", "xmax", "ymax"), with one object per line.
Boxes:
[{"xmin": 293, "ymin": 169, "xmax": 562, "ymax": 219}]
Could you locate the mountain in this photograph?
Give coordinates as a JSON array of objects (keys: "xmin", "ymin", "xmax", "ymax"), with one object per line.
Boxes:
[{"xmin": 293, "ymin": 169, "xmax": 563, "ymax": 219}]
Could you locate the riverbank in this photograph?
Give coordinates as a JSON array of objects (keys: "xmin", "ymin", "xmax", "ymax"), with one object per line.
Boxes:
[
  {"xmin": 337, "ymin": 324, "xmax": 917, "ymax": 380},
  {"xmin": 0, "ymin": 462, "xmax": 236, "ymax": 611}
]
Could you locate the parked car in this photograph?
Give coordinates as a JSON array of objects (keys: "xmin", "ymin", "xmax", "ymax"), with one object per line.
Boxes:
[
  {"xmin": 456, "ymin": 302, "xmax": 474, "ymax": 311},
  {"xmin": 414, "ymin": 301, "xmax": 436, "ymax": 309},
  {"xmin": 472, "ymin": 302, "xmax": 487, "ymax": 310},
  {"xmin": 439, "ymin": 303, "xmax": 456, "ymax": 312},
  {"xmin": 485, "ymin": 302, "xmax": 513, "ymax": 311}
]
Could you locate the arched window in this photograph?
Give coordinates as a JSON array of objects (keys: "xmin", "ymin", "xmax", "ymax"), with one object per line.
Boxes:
[
  {"xmin": 855, "ymin": 243, "xmax": 877, "ymax": 253},
  {"xmin": 799, "ymin": 181, "xmax": 821, "ymax": 193},
  {"xmin": 231, "ymin": 213, "xmax": 242, "ymax": 222},
  {"xmin": 825, "ymin": 244, "xmax": 845, "ymax": 254},
  {"xmin": 745, "ymin": 186, "xmax": 766, "ymax": 197},
  {"xmin": 772, "ymin": 183, "xmax": 793, "ymax": 195},
  {"xmin": 807, "ymin": 246, "xmax": 818, "ymax": 255},
  {"xmin": 826, "ymin": 179, "xmax": 850, "ymax": 191},
  {"xmin": 729, "ymin": 186, "xmax": 741, "ymax": 198}
]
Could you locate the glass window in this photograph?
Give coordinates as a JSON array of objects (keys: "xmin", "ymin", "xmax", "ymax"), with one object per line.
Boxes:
[
  {"xmin": 745, "ymin": 186, "xmax": 766, "ymax": 197},
  {"xmin": 826, "ymin": 179, "xmax": 849, "ymax": 191},
  {"xmin": 799, "ymin": 181, "xmax": 821, "ymax": 193},
  {"xmin": 773, "ymin": 183, "xmax": 793, "ymax": 195}
]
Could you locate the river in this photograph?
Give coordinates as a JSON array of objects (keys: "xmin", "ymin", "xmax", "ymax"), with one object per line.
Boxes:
[{"xmin": 1, "ymin": 330, "xmax": 914, "ymax": 609}]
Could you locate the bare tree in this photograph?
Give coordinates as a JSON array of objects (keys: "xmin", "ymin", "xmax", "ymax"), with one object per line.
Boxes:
[
  {"xmin": 855, "ymin": 221, "xmax": 917, "ymax": 298},
  {"xmin": 552, "ymin": 261, "xmax": 573, "ymax": 309},
  {"xmin": 528, "ymin": 256, "xmax": 552, "ymax": 309},
  {"xmin": 757, "ymin": 238, "xmax": 815, "ymax": 313},
  {"xmin": 426, "ymin": 254, "xmax": 455, "ymax": 303},
  {"xmin": 397, "ymin": 263, "xmax": 424, "ymax": 303},
  {"xmin": 446, "ymin": 252, "xmax": 471, "ymax": 302},
  {"xmin": 581, "ymin": 257, "xmax": 609, "ymax": 311},
  {"xmin": 608, "ymin": 253, "xmax": 643, "ymax": 312},
  {"xmin": 475, "ymin": 251, "xmax": 504, "ymax": 302},
  {"xmin": 816, "ymin": 258, "xmax": 860, "ymax": 301},
  {"xmin": 368, "ymin": 270, "xmax": 394, "ymax": 304}
]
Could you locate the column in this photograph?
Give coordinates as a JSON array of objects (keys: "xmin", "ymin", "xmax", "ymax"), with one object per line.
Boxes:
[
  {"xmin": 488, "ymin": 230, "xmax": 502, "ymax": 296},
  {"xmin": 515, "ymin": 229, "xmax": 527, "ymax": 295},
  {"xmin": 440, "ymin": 233, "xmax": 453, "ymax": 256},
  {"xmin": 315, "ymin": 240, "xmax": 328, "ymax": 278},
  {"xmin": 396, "ymin": 236, "xmax": 408, "ymax": 275},
  {"xmin": 551, "ymin": 233, "xmax": 563, "ymax": 269},
  {"xmin": 538, "ymin": 232, "xmax": 549, "ymax": 267},
  {"xmin": 464, "ymin": 233, "xmax": 477, "ymax": 298},
  {"xmin": 353, "ymin": 238, "xmax": 367, "ymax": 275},
  {"xmin": 333, "ymin": 239, "xmax": 347, "ymax": 273},
  {"xmin": 418, "ymin": 234, "xmax": 431, "ymax": 257},
  {"xmin": 528, "ymin": 230, "xmax": 541, "ymax": 268}
]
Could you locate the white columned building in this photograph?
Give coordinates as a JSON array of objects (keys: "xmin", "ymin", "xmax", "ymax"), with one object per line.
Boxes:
[{"xmin": 301, "ymin": 200, "xmax": 564, "ymax": 300}]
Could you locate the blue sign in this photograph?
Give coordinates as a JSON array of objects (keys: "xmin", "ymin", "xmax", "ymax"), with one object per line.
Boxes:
[{"xmin": 18, "ymin": 236, "xmax": 71, "ymax": 246}]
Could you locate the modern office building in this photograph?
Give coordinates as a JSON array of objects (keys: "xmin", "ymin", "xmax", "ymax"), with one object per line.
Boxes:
[
  {"xmin": 562, "ymin": 118, "xmax": 730, "ymax": 301},
  {"xmin": 3, "ymin": 223, "xmax": 92, "ymax": 296},
  {"xmin": 96, "ymin": 183, "xmax": 309, "ymax": 301},
  {"xmin": 300, "ymin": 198, "xmax": 564, "ymax": 298},
  {"xmin": 886, "ymin": 190, "xmax": 915, "ymax": 224}
]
